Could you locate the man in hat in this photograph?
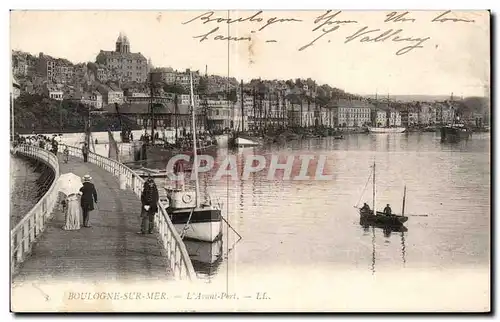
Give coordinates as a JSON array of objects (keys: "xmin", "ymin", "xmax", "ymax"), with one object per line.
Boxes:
[
  {"xmin": 138, "ymin": 174, "xmax": 159, "ymax": 234},
  {"xmin": 82, "ymin": 143, "xmax": 89, "ymax": 162},
  {"xmin": 79, "ymin": 174, "xmax": 98, "ymax": 227}
]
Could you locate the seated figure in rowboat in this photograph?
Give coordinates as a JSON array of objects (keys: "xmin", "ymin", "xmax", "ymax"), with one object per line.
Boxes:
[
  {"xmin": 383, "ymin": 204, "xmax": 392, "ymax": 215},
  {"xmin": 360, "ymin": 202, "xmax": 371, "ymax": 215}
]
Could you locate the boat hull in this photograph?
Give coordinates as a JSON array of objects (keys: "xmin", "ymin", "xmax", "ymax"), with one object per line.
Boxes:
[
  {"xmin": 183, "ymin": 238, "xmax": 223, "ymax": 265},
  {"xmin": 360, "ymin": 210, "xmax": 408, "ymax": 225},
  {"xmin": 440, "ymin": 126, "xmax": 472, "ymax": 142},
  {"xmin": 168, "ymin": 207, "xmax": 223, "ymax": 242},
  {"xmin": 368, "ymin": 127, "xmax": 406, "ymax": 133},
  {"xmin": 214, "ymin": 134, "xmax": 229, "ymax": 147}
]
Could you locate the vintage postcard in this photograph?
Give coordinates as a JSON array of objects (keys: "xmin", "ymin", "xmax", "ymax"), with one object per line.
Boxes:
[{"xmin": 9, "ymin": 10, "xmax": 490, "ymax": 312}]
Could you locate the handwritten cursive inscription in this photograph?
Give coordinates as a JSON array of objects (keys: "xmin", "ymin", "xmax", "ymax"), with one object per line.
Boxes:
[
  {"xmin": 183, "ymin": 11, "xmax": 301, "ymax": 44},
  {"xmin": 193, "ymin": 27, "xmax": 252, "ymax": 42},
  {"xmin": 298, "ymin": 11, "xmax": 357, "ymax": 51},
  {"xmin": 344, "ymin": 27, "xmax": 431, "ymax": 55},
  {"xmin": 182, "ymin": 10, "xmax": 479, "ymax": 56},
  {"xmin": 182, "ymin": 11, "xmax": 264, "ymax": 25},
  {"xmin": 384, "ymin": 11, "xmax": 416, "ymax": 23},
  {"xmin": 432, "ymin": 10, "xmax": 475, "ymax": 23}
]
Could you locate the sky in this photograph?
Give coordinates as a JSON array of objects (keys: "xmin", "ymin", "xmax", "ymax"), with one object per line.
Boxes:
[{"xmin": 10, "ymin": 10, "xmax": 490, "ymax": 97}]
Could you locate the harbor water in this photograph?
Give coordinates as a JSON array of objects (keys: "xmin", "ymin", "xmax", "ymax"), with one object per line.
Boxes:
[
  {"xmin": 20, "ymin": 131, "xmax": 490, "ymax": 285},
  {"xmin": 10, "ymin": 156, "xmax": 41, "ymax": 228}
]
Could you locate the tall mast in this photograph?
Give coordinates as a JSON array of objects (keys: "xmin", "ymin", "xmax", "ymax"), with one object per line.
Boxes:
[
  {"xmin": 401, "ymin": 185, "xmax": 407, "ymax": 216},
  {"xmin": 240, "ymin": 80, "xmax": 244, "ymax": 132},
  {"xmin": 174, "ymin": 94, "xmax": 178, "ymax": 144},
  {"xmin": 87, "ymin": 104, "xmax": 92, "ymax": 150},
  {"xmin": 150, "ymin": 74, "xmax": 155, "ymax": 145},
  {"xmin": 252, "ymin": 88, "xmax": 256, "ymax": 132},
  {"xmin": 189, "ymin": 71, "xmax": 200, "ymax": 207},
  {"xmin": 372, "ymin": 161, "xmax": 376, "ymax": 212}
]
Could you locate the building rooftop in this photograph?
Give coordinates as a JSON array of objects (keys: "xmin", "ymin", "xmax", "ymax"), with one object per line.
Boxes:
[
  {"xmin": 98, "ymin": 50, "xmax": 146, "ymax": 61},
  {"xmin": 102, "ymin": 102, "xmax": 199, "ymax": 115}
]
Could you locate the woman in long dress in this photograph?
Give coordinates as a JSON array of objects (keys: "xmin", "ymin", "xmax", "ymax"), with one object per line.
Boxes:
[{"xmin": 63, "ymin": 192, "xmax": 81, "ymax": 230}]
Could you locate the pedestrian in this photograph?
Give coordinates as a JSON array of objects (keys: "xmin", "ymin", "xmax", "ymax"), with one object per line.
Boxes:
[
  {"xmin": 138, "ymin": 175, "xmax": 159, "ymax": 235},
  {"xmin": 63, "ymin": 146, "xmax": 69, "ymax": 163},
  {"xmin": 79, "ymin": 174, "xmax": 98, "ymax": 227},
  {"xmin": 82, "ymin": 142, "xmax": 89, "ymax": 162}
]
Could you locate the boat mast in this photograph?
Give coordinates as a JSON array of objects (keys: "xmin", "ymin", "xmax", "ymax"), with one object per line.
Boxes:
[
  {"xmin": 189, "ymin": 71, "xmax": 201, "ymax": 207},
  {"xmin": 150, "ymin": 74, "xmax": 155, "ymax": 145},
  {"xmin": 401, "ymin": 185, "xmax": 407, "ymax": 216},
  {"xmin": 240, "ymin": 80, "xmax": 244, "ymax": 132},
  {"xmin": 372, "ymin": 161, "xmax": 376, "ymax": 212},
  {"xmin": 174, "ymin": 93, "xmax": 178, "ymax": 144}
]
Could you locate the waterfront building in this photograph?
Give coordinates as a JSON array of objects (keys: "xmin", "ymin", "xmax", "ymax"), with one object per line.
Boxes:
[
  {"xmin": 102, "ymin": 102, "xmax": 205, "ymax": 131},
  {"xmin": 97, "ymin": 84, "xmax": 124, "ymax": 105},
  {"xmin": 87, "ymin": 62, "xmax": 111, "ymax": 83},
  {"xmin": 419, "ymin": 103, "xmax": 435, "ymax": 125},
  {"xmin": 207, "ymin": 107, "xmax": 232, "ymax": 130},
  {"xmin": 36, "ymin": 53, "xmax": 74, "ymax": 84},
  {"xmin": 335, "ymin": 99, "xmax": 373, "ymax": 127},
  {"xmin": 179, "ymin": 94, "xmax": 201, "ymax": 106},
  {"xmin": 45, "ymin": 85, "xmax": 63, "ymax": 101},
  {"xmin": 95, "ymin": 33, "xmax": 148, "ymax": 84},
  {"xmin": 150, "ymin": 67, "xmax": 176, "ymax": 84},
  {"xmin": 372, "ymin": 109, "xmax": 387, "ymax": 127}
]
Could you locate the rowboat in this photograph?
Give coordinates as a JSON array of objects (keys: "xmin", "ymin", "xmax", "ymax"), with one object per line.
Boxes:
[{"xmin": 357, "ymin": 162, "xmax": 409, "ymax": 226}]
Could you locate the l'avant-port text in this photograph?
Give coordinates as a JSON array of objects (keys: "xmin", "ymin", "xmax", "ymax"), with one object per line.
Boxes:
[{"xmin": 187, "ymin": 292, "xmax": 238, "ymax": 300}]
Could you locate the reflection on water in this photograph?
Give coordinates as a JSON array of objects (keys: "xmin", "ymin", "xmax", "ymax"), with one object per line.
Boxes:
[
  {"xmin": 36, "ymin": 131, "xmax": 490, "ymax": 276},
  {"xmin": 361, "ymin": 221, "xmax": 408, "ymax": 274},
  {"xmin": 183, "ymin": 238, "xmax": 224, "ymax": 279},
  {"xmin": 168, "ymin": 132, "xmax": 489, "ymax": 277}
]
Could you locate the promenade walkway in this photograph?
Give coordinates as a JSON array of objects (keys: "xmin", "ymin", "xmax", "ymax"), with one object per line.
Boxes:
[{"xmin": 12, "ymin": 154, "xmax": 173, "ymax": 284}]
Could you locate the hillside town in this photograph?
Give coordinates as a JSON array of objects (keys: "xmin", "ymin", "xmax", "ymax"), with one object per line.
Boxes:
[{"xmin": 11, "ymin": 33, "xmax": 489, "ymax": 135}]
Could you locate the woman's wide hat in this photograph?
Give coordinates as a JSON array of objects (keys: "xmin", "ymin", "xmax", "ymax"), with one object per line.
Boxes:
[{"xmin": 82, "ymin": 174, "xmax": 92, "ymax": 182}]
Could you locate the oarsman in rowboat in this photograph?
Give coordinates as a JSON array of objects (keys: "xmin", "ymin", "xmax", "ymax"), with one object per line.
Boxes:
[
  {"xmin": 360, "ymin": 203, "xmax": 371, "ymax": 214},
  {"xmin": 383, "ymin": 204, "xmax": 392, "ymax": 215}
]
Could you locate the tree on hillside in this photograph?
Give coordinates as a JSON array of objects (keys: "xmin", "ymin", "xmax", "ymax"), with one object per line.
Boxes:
[{"xmin": 163, "ymin": 83, "xmax": 187, "ymax": 94}]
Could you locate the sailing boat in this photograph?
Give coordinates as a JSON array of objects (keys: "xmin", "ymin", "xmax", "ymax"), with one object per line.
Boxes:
[
  {"xmin": 359, "ymin": 162, "xmax": 409, "ymax": 225},
  {"xmin": 228, "ymin": 81, "xmax": 262, "ymax": 148},
  {"xmin": 367, "ymin": 94, "xmax": 406, "ymax": 133},
  {"xmin": 131, "ymin": 74, "xmax": 217, "ymax": 167},
  {"xmin": 163, "ymin": 71, "xmax": 223, "ymax": 242}
]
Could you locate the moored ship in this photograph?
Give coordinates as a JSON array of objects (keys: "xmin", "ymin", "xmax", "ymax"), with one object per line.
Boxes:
[
  {"xmin": 440, "ymin": 123, "xmax": 472, "ymax": 142},
  {"xmin": 367, "ymin": 126, "xmax": 406, "ymax": 133},
  {"xmin": 164, "ymin": 72, "xmax": 223, "ymax": 243}
]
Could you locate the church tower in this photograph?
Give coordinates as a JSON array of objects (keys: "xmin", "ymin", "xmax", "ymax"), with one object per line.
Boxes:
[
  {"xmin": 115, "ymin": 32, "xmax": 130, "ymax": 53},
  {"xmin": 115, "ymin": 32, "xmax": 123, "ymax": 52}
]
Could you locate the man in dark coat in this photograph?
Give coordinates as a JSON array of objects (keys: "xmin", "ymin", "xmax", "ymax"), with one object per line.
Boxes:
[
  {"xmin": 80, "ymin": 174, "xmax": 98, "ymax": 227},
  {"xmin": 82, "ymin": 143, "xmax": 89, "ymax": 162},
  {"xmin": 138, "ymin": 175, "xmax": 159, "ymax": 234}
]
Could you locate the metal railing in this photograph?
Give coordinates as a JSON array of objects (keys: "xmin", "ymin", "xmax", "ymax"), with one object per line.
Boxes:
[
  {"xmin": 61, "ymin": 144, "xmax": 196, "ymax": 280},
  {"xmin": 10, "ymin": 144, "xmax": 60, "ymax": 275}
]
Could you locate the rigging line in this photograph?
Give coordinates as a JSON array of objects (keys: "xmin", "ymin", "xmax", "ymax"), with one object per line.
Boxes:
[{"xmin": 355, "ymin": 172, "xmax": 372, "ymax": 208}]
